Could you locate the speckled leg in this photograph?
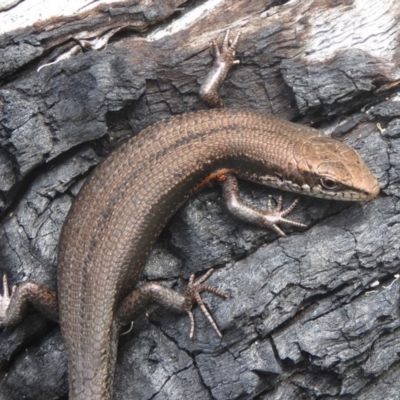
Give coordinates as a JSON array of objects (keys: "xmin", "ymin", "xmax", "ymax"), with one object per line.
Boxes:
[
  {"xmin": 0, "ymin": 274, "xmax": 58, "ymax": 328},
  {"xmin": 116, "ymin": 268, "xmax": 227, "ymax": 338},
  {"xmin": 199, "ymin": 30, "xmax": 241, "ymax": 108},
  {"xmin": 221, "ymin": 174, "xmax": 307, "ymax": 237}
]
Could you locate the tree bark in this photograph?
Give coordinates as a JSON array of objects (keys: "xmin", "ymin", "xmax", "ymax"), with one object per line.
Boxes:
[{"xmin": 0, "ymin": 0, "xmax": 400, "ymax": 399}]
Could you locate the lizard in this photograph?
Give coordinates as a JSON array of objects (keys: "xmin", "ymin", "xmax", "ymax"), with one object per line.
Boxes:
[{"xmin": 0, "ymin": 31, "xmax": 379, "ymax": 399}]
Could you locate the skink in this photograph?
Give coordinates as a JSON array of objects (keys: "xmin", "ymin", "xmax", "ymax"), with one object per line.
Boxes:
[{"xmin": 0, "ymin": 31, "xmax": 379, "ymax": 399}]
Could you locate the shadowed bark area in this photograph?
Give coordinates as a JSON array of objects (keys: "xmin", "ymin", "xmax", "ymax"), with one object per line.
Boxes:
[{"xmin": 0, "ymin": 0, "xmax": 399, "ymax": 399}]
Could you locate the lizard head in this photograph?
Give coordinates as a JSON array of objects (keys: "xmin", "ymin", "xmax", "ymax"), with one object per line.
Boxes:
[{"xmin": 290, "ymin": 136, "xmax": 380, "ymax": 200}]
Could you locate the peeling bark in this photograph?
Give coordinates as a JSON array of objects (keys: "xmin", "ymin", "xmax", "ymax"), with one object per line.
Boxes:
[{"xmin": 0, "ymin": 0, "xmax": 400, "ymax": 399}]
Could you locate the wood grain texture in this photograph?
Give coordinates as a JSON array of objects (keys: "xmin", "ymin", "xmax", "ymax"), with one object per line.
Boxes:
[{"xmin": 0, "ymin": 0, "xmax": 399, "ymax": 399}]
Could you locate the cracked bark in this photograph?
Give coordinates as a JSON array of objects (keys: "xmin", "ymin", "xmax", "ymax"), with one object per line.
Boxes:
[{"xmin": 0, "ymin": 0, "xmax": 400, "ymax": 399}]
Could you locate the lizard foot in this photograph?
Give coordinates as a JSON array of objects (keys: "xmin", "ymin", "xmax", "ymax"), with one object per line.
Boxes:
[
  {"xmin": 0, "ymin": 274, "xmax": 14, "ymax": 327},
  {"xmin": 184, "ymin": 268, "xmax": 228, "ymax": 339},
  {"xmin": 199, "ymin": 29, "xmax": 241, "ymax": 108},
  {"xmin": 209, "ymin": 29, "xmax": 241, "ymax": 66},
  {"xmin": 261, "ymin": 195, "xmax": 308, "ymax": 237},
  {"xmin": 221, "ymin": 174, "xmax": 307, "ymax": 237}
]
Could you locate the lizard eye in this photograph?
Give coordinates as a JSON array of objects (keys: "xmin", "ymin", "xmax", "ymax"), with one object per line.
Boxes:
[{"xmin": 320, "ymin": 178, "xmax": 338, "ymax": 190}]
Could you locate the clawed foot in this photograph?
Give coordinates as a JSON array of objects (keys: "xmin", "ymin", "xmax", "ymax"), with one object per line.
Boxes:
[
  {"xmin": 0, "ymin": 275, "xmax": 13, "ymax": 326},
  {"xmin": 222, "ymin": 174, "xmax": 307, "ymax": 238},
  {"xmin": 263, "ymin": 196, "xmax": 308, "ymax": 237},
  {"xmin": 184, "ymin": 269, "xmax": 228, "ymax": 339},
  {"xmin": 200, "ymin": 30, "xmax": 241, "ymax": 108},
  {"xmin": 209, "ymin": 29, "xmax": 241, "ymax": 66}
]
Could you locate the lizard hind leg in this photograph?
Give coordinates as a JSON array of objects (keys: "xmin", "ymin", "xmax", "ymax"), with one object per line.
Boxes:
[
  {"xmin": 116, "ymin": 269, "xmax": 228, "ymax": 339},
  {"xmin": 0, "ymin": 274, "xmax": 58, "ymax": 328}
]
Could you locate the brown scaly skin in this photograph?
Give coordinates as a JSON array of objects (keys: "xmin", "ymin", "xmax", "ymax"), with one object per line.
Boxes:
[{"xmin": 0, "ymin": 32, "xmax": 379, "ymax": 399}]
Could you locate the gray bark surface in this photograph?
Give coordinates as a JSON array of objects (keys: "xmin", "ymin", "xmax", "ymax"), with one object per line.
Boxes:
[{"xmin": 0, "ymin": 0, "xmax": 399, "ymax": 399}]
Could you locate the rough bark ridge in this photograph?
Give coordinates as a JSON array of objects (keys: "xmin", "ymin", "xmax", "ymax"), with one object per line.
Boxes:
[{"xmin": 0, "ymin": 0, "xmax": 400, "ymax": 399}]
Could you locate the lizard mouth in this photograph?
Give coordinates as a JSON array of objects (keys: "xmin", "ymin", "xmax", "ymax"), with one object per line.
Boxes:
[{"xmin": 253, "ymin": 173, "xmax": 380, "ymax": 201}]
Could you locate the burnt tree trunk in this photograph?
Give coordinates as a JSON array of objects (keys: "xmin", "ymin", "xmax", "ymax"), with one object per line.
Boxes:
[{"xmin": 0, "ymin": 0, "xmax": 400, "ymax": 399}]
